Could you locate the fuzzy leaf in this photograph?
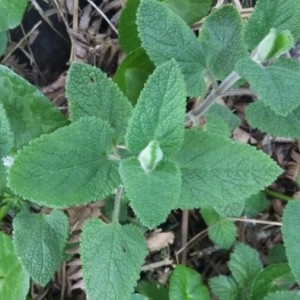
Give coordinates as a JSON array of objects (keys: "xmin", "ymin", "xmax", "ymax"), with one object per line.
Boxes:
[
  {"xmin": 0, "ymin": 31, "xmax": 7, "ymax": 55},
  {"xmin": 236, "ymin": 58, "xmax": 300, "ymax": 116},
  {"xmin": 209, "ymin": 275, "xmax": 239, "ymax": 300},
  {"xmin": 9, "ymin": 117, "xmax": 119, "ymax": 208},
  {"xmin": 66, "ymin": 62, "xmax": 132, "ymax": 143},
  {"xmin": 114, "ymin": 48, "xmax": 154, "ymax": 105},
  {"xmin": 0, "ymin": 66, "xmax": 68, "ymax": 152},
  {"xmin": 0, "ymin": 0, "xmax": 28, "ymax": 31},
  {"xmin": 169, "ymin": 265, "xmax": 210, "ymax": 300},
  {"xmin": 205, "ymin": 103, "xmax": 240, "ymax": 137},
  {"xmin": 268, "ymin": 30, "xmax": 294, "ymax": 60},
  {"xmin": 282, "ymin": 200, "xmax": 300, "ymax": 284},
  {"xmin": 162, "ymin": 0, "xmax": 212, "ymax": 25},
  {"xmin": 249, "ymin": 264, "xmax": 295, "ymax": 300},
  {"xmin": 199, "ymin": 5, "xmax": 247, "ymax": 79},
  {"xmin": 228, "ymin": 242, "xmax": 263, "ymax": 285},
  {"xmin": 243, "ymin": 0, "xmax": 300, "ymax": 50},
  {"xmin": 118, "ymin": 0, "xmax": 141, "ymax": 53},
  {"xmin": 246, "ymin": 101, "xmax": 300, "ymax": 139},
  {"xmin": 268, "ymin": 245, "xmax": 287, "ymax": 265},
  {"xmin": 137, "ymin": 0, "xmax": 207, "ymax": 97},
  {"xmin": 176, "ymin": 129, "xmax": 282, "ymax": 216},
  {"xmin": 201, "ymin": 208, "xmax": 237, "ymax": 249},
  {"xmin": 244, "ymin": 192, "xmax": 269, "ymax": 217},
  {"xmin": 13, "ymin": 210, "xmax": 69, "ymax": 286},
  {"xmin": 0, "ymin": 102, "xmax": 13, "ymax": 158},
  {"xmin": 126, "ymin": 60, "xmax": 186, "ymax": 157},
  {"xmin": 129, "ymin": 295, "xmax": 148, "ymax": 300},
  {"xmin": 0, "ymin": 232, "xmax": 29, "ymax": 300},
  {"xmin": 81, "ymin": 219, "xmax": 147, "ymax": 300},
  {"xmin": 263, "ymin": 291, "xmax": 300, "ymax": 300},
  {"xmin": 119, "ymin": 157, "xmax": 181, "ymax": 228}
]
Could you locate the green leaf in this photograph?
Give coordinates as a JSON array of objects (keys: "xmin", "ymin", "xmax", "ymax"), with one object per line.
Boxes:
[
  {"xmin": 136, "ymin": 281, "xmax": 168, "ymax": 300},
  {"xmin": 9, "ymin": 117, "xmax": 120, "ymax": 208},
  {"xmin": 137, "ymin": 0, "xmax": 207, "ymax": 97},
  {"xmin": 129, "ymin": 294, "xmax": 149, "ymax": 300},
  {"xmin": 169, "ymin": 265, "xmax": 210, "ymax": 300},
  {"xmin": 161, "ymin": 0, "xmax": 212, "ymax": 25},
  {"xmin": 126, "ymin": 60, "xmax": 186, "ymax": 157},
  {"xmin": 66, "ymin": 62, "xmax": 132, "ymax": 143},
  {"xmin": 268, "ymin": 30, "xmax": 295, "ymax": 60},
  {"xmin": 282, "ymin": 200, "xmax": 300, "ymax": 284},
  {"xmin": 81, "ymin": 219, "xmax": 147, "ymax": 300},
  {"xmin": 176, "ymin": 129, "xmax": 282, "ymax": 216},
  {"xmin": 0, "ymin": 65, "xmax": 68, "ymax": 152},
  {"xmin": 13, "ymin": 210, "xmax": 69, "ymax": 286},
  {"xmin": 235, "ymin": 58, "xmax": 300, "ymax": 116},
  {"xmin": 263, "ymin": 291, "xmax": 300, "ymax": 300},
  {"xmin": 0, "ymin": 31, "xmax": 7, "ymax": 55},
  {"xmin": 0, "ymin": 232, "xmax": 29, "ymax": 300},
  {"xmin": 209, "ymin": 275, "xmax": 239, "ymax": 300},
  {"xmin": 228, "ymin": 242, "xmax": 263, "ymax": 285},
  {"xmin": 249, "ymin": 263, "xmax": 295, "ymax": 300},
  {"xmin": 201, "ymin": 208, "xmax": 237, "ymax": 249},
  {"xmin": 119, "ymin": 157, "xmax": 181, "ymax": 228},
  {"xmin": 118, "ymin": 0, "xmax": 141, "ymax": 53},
  {"xmin": 199, "ymin": 5, "xmax": 247, "ymax": 79},
  {"xmin": 268, "ymin": 245, "xmax": 288, "ymax": 264},
  {"xmin": 246, "ymin": 101, "xmax": 300, "ymax": 139},
  {"xmin": 243, "ymin": 0, "xmax": 300, "ymax": 50},
  {"xmin": 205, "ymin": 103, "xmax": 240, "ymax": 137},
  {"xmin": 244, "ymin": 192, "xmax": 269, "ymax": 217},
  {"xmin": 0, "ymin": 0, "xmax": 28, "ymax": 31},
  {"xmin": 0, "ymin": 102, "xmax": 13, "ymax": 158},
  {"xmin": 114, "ymin": 48, "xmax": 155, "ymax": 105}
]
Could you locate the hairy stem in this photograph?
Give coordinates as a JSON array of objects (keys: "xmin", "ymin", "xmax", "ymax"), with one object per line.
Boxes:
[
  {"xmin": 112, "ymin": 185, "xmax": 124, "ymax": 223},
  {"xmin": 265, "ymin": 188, "xmax": 293, "ymax": 202}
]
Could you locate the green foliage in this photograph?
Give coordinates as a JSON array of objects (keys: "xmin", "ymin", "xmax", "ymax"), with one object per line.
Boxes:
[
  {"xmin": 199, "ymin": 5, "xmax": 247, "ymax": 79},
  {"xmin": 136, "ymin": 281, "xmax": 168, "ymax": 300},
  {"xmin": 244, "ymin": 192, "xmax": 269, "ymax": 217},
  {"xmin": 268, "ymin": 245, "xmax": 288, "ymax": 264},
  {"xmin": 0, "ymin": 31, "xmax": 7, "ymax": 55},
  {"xmin": 0, "ymin": 232, "xmax": 29, "ymax": 300},
  {"xmin": 249, "ymin": 264, "xmax": 295, "ymax": 300},
  {"xmin": 205, "ymin": 103, "xmax": 240, "ymax": 136},
  {"xmin": 3, "ymin": 0, "xmax": 300, "ymax": 298},
  {"xmin": 176, "ymin": 129, "xmax": 281, "ymax": 215},
  {"xmin": 9, "ymin": 117, "xmax": 120, "ymax": 208},
  {"xmin": 0, "ymin": 102, "xmax": 13, "ymax": 158},
  {"xmin": 0, "ymin": 0, "xmax": 28, "ymax": 31},
  {"xmin": 235, "ymin": 58, "xmax": 300, "ymax": 116},
  {"xmin": 243, "ymin": 0, "xmax": 300, "ymax": 50},
  {"xmin": 114, "ymin": 48, "xmax": 154, "ymax": 104},
  {"xmin": 118, "ymin": 0, "xmax": 141, "ymax": 53},
  {"xmin": 210, "ymin": 243, "xmax": 263, "ymax": 300},
  {"xmin": 169, "ymin": 265, "xmax": 210, "ymax": 300},
  {"xmin": 246, "ymin": 101, "xmax": 300, "ymax": 139},
  {"xmin": 125, "ymin": 60, "xmax": 186, "ymax": 156},
  {"xmin": 80, "ymin": 219, "xmax": 147, "ymax": 300},
  {"xmin": 66, "ymin": 62, "xmax": 132, "ymax": 143},
  {"xmin": 201, "ymin": 208, "xmax": 237, "ymax": 249},
  {"xmin": 263, "ymin": 291, "xmax": 300, "ymax": 300},
  {"xmin": 119, "ymin": 158, "xmax": 181, "ymax": 228},
  {"xmin": 161, "ymin": 0, "xmax": 212, "ymax": 25},
  {"xmin": 13, "ymin": 210, "xmax": 69, "ymax": 286},
  {"xmin": 282, "ymin": 201, "xmax": 300, "ymax": 284},
  {"xmin": 0, "ymin": 65, "xmax": 68, "ymax": 152},
  {"xmin": 137, "ymin": 0, "xmax": 207, "ymax": 97}
]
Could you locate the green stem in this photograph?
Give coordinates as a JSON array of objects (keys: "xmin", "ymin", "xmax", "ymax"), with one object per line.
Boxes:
[
  {"xmin": 186, "ymin": 71, "xmax": 241, "ymax": 125},
  {"xmin": 264, "ymin": 188, "xmax": 293, "ymax": 201},
  {"xmin": 112, "ymin": 185, "xmax": 124, "ymax": 223}
]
